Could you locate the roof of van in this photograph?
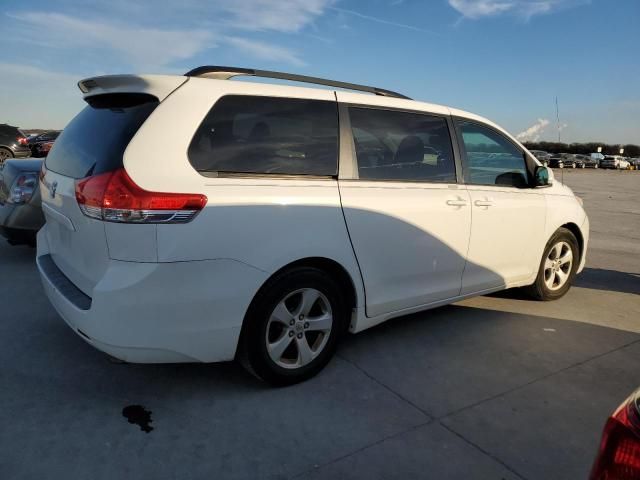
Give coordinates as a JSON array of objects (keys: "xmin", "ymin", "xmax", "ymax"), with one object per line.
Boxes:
[{"xmin": 76, "ymin": 72, "xmax": 519, "ymax": 149}]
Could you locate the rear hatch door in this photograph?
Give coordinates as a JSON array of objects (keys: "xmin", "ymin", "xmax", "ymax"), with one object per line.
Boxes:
[{"xmin": 41, "ymin": 76, "xmax": 185, "ymax": 295}]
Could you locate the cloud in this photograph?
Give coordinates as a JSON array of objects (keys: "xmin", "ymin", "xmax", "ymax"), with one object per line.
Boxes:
[
  {"xmin": 516, "ymin": 118, "xmax": 550, "ymax": 141},
  {"xmin": 223, "ymin": 37, "xmax": 305, "ymax": 66},
  {"xmin": 448, "ymin": 0, "xmax": 587, "ymax": 20},
  {"xmin": 6, "ymin": 1, "xmax": 337, "ymax": 70},
  {"xmin": 7, "ymin": 12, "xmax": 215, "ymax": 70},
  {"xmin": 0, "ymin": 63, "xmax": 84, "ymax": 129},
  {"xmin": 449, "ymin": 0, "xmax": 514, "ymax": 18},
  {"xmin": 0, "ymin": 62, "xmax": 79, "ymax": 86},
  {"xmin": 213, "ymin": 0, "xmax": 337, "ymax": 32},
  {"xmin": 329, "ymin": 6, "xmax": 438, "ymax": 34}
]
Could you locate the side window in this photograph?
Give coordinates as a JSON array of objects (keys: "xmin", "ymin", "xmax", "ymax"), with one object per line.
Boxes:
[
  {"xmin": 458, "ymin": 120, "xmax": 528, "ymax": 188},
  {"xmin": 188, "ymin": 95, "xmax": 339, "ymax": 176},
  {"xmin": 349, "ymin": 107, "xmax": 456, "ymax": 183}
]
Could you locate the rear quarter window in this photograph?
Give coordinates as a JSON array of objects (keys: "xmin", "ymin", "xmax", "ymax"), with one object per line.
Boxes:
[
  {"xmin": 45, "ymin": 93, "xmax": 158, "ymax": 179},
  {"xmin": 188, "ymin": 95, "xmax": 339, "ymax": 176}
]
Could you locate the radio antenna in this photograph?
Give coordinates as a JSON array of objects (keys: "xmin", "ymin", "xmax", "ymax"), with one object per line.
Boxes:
[{"xmin": 555, "ymin": 96, "xmax": 561, "ymax": 143}]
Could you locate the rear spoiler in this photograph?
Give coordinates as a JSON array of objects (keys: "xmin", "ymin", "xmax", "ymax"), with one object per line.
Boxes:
[{"xmin": 77, "ymin": 75, "xmax": 188, "ymax": 102}]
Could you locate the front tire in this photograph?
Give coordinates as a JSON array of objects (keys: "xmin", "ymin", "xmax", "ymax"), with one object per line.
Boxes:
[
  {"xmin": 524, "ymin": 228, "xmax": 579, "ymax": 301},
  {"xmin": 238, "ymin": 267, "xmax": 349, "ymax": 386}
]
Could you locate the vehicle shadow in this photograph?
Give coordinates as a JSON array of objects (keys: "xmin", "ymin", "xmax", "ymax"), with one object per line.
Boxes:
[
  {"xmin": 574, "ymin": 267, "xmax": 640, "ymax": 295},
  {"xmin": 487, "ymin": 267, "xmax": 640, "ymax": 299}
]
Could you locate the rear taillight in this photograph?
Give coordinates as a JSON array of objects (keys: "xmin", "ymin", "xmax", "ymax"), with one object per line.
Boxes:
[
  {"xmin": 8, "ymin": 172, "xmax": 39, "ymax": 205},
  {"xmin": 590, "ymin": 390, "xmax": 640, "ymax": 480},
  {"xmin": 75, "ymin": 168, "xmax": 207, "ymax": 224},
  {"xmin": 17, "ymin": 136, "xmax": 27, "ymax": 145}
]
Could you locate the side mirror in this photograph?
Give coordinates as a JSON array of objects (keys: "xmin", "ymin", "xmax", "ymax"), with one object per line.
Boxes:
[{"xmin": 534, "ymin": 165, "xmax": 550, "ymax": 187}]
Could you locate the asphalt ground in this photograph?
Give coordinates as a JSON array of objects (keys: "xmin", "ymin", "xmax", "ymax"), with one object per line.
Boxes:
[{"xmin": 1, "ymin": 168, "xmax": 638, "ymax": 479}]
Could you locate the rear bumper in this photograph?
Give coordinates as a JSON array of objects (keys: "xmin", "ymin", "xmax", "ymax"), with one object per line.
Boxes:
[
  {"xmin": 0, "ymin": 196, "xmax": 44, "ymax": 233},
  {"xmin": 12, "ymin": 148, "xmax": 32, "ymax": 159},
  {"xmin": 36, "ymin": 226, "xmax": 268, "ymax": 363}
]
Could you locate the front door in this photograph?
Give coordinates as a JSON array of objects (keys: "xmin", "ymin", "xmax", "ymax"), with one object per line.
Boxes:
[{"xmin": 456, "ymin": 119, "xmax": 546, "ymax": 294}]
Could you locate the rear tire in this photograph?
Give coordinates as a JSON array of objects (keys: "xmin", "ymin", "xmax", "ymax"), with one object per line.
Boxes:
[
  {"xmin": 524, "ymin": 228, "xmax": 579, "ymax": 301},
  {"xmin": 237, "ymin": 267, "xmax": 349, "ymax": 386},
  {"xmin": 0, "ymin": 147, "xmax": 13, "ymax": 166}
]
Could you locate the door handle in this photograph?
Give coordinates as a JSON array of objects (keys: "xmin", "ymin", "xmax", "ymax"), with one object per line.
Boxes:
[
  {"xmin": 446, "ymin": 197, "xmax": 468, "ymax": 207},
  {"xmin": 474, "ymin": 199, "xmax": 494, "ymax": 207}
]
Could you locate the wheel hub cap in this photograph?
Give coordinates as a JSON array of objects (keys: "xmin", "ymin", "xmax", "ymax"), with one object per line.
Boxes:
[
  {"xmin": 543, "ymin": 241, "xmax": 573, "ymax": 291},
  {"xmin": 265, "ymin": 288, "xmax": 333, "ymax": 369}
]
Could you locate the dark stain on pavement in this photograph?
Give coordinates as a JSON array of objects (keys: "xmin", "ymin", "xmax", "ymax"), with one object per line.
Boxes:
[{"xmin": 122, "ymin": 405, "xmax": 153, "ymax": 433}]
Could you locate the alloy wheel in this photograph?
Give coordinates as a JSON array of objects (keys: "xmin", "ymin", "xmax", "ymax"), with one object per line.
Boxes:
[
  {"xmin": 544, "ymin": 241, "xmax": 573, "ymax": 291},
  {"xmin": 0, "ymin": 150, "xmax": 10, "ymax": 166},
  {"xmin": 265, "ymin": 288, "xmax": 333, "ymax": 369}
]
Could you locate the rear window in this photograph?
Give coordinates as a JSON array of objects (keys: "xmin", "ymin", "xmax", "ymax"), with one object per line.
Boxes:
[
  {"xmin": 45, "ymin": 93, "xmax": 158, "ymax": 179},
  {"xmin": 188, "ymin": 95, "xmax": 339, "ymax": 176}
]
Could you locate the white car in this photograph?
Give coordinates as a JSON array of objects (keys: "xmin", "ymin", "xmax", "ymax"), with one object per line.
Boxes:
[
  {"xmin": 37, "ymin": 67, "xmax": 589, "ymax": 385},
  {"xmin": 601, "ymin": 155, "xmax": 629, "ymax": 170}
]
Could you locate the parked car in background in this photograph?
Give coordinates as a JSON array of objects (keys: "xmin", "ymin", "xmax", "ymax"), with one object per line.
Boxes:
[
  {"xmin": 548, "ymin": 153, "xmax": 574, "ymax": 168},
  {"xmin": 623, "ymin": 158, "xmax": 636, "ymax": 170},
  {"xmin": 28, "ymin": 131, "xmax": 61, "ymax": 157},
  {"xmin": 0, "ymin": 158, "xmax": 44, "ymax": 246},
  {"xmin": 32, "ymin": 140, "xmax": 55, "ymax": 158},
  {"xmin": 37, "ymin": 67, "xmax": 589, "ymax": 385},
  {"xmin": 529, "ymin": 150, "xmax": 551, "ymax": 166},
  {"xmin": 630, "ymin": 158, "xmax": 640, "ymax": 169},
  {"xmin": 601, "ymin": 155, "xmax": 629, "ymax": 170},
  {"xmin": 0, "ymin": 124, "xmax": 31, "ymax": 165},
  {"xmin": 589, "ymin": 386, "xmax": 640, "ymax": 479},
  {"xmin": 567, "ymin": 154, "xmax": 586, "ymax": 168},
  {"xmin": 580, "ymin": 154, "xmax": 600, "ymax": 168},
  {"xmin": 571, "ymin": 154, "xmax": 593, "ymax": 168}
]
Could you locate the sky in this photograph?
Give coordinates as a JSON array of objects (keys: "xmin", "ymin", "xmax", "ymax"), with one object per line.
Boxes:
[{"xmin": 0, "ymin": 0, "xmax": 638, "ymax": 144}]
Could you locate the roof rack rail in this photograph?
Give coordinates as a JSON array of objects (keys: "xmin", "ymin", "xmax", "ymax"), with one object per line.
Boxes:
[{"xmin": 184, "ymin": 66, "xmax": 411, "ymax": 100}]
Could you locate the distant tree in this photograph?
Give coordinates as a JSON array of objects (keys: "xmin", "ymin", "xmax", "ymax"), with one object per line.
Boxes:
[
  {"xmin": 623, "ymin": 144, "xmax": 640, "ymax": 157},
  {"xmin": 523, "ymin": 141, "xmax": 640, "ymax": 157}
]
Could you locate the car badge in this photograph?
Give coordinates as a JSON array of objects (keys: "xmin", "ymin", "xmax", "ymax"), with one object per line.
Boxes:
[{"xmin": 49, "ymin": 181, "xmax": 58, "ymax": 199}]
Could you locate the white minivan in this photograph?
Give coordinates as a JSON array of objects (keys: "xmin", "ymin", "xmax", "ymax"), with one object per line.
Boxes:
[{"xmin": 37, "ymin": 67, "xmax": 589, "ymax": 385}]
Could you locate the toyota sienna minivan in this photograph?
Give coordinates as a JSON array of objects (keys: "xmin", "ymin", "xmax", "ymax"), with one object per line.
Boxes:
[{"xmin": 37, "ymin": 66, "xmax": 589, "ymax": 385}]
